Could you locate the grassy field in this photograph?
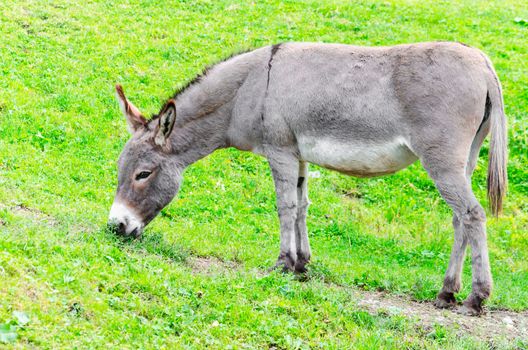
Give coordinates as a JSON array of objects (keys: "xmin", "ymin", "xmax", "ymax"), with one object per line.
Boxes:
[{"xmin": 1, "ymin": 0, "xmax": 527, "ymax": 348}]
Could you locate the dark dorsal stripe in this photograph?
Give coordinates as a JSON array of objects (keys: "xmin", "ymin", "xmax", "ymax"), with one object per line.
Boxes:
[{"xmin": 266, "ymin": 43, "xmax": 281, "ymax": 90}]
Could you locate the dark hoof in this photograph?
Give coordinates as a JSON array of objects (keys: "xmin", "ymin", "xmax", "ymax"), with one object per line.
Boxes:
[
  {"xmin": 267, "ymin": 264, "xmax": 291, "ymax": 273},
  {"xmin": 269, "ymin": 253, "xmax": 296, "ymax": 273},
  {"xmin": 456, "ymin": 294, "xmax": 484, "ymax": 316},
  {"xmin": 294, "ymin": 258, "xmax": 309, "ymax": 274},
  {"xmin": 455, "ymin": 304, "xmax": 482, "ymax": 316},
  {"xmin": 434, "ymin": 291, "xmax": 457, "ymax": 309}
]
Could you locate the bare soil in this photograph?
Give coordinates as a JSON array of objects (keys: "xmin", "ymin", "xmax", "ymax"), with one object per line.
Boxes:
[
  {"xmin": 187, "ymin": 256, "xmax": 240, "ymax": 275},
  {"xmin": 354, "ymin": 290, "xmax": 528, "ymax": 341},
  {"xmin": 188, "ymin": 256, "xmax": 528, "ymax": 342},
  {"xmin": 0, "ymin": 203, "xmax": 58, "ymax": 226}
]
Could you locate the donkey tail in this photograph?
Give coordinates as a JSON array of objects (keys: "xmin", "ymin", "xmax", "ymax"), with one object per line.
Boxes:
[{"xmin": 484, "ymin": 57, "xmax": 508, "ymax": 216}]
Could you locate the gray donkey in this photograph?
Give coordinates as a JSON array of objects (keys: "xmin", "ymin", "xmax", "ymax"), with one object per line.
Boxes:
[{"xmin": 108, "ymin": 42, "xmax": 507, "ymax": 315}]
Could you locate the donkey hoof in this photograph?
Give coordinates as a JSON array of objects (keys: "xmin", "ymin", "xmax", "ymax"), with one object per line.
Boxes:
[
  {"xmin": 294, "ymin": 257, "xmax": 310, "ymax": 274},
  {"xmin": 434, "ymin": 291, "xmax": 457, "ymax": 309},
  {"xmin": 456, "ymin": 294, "xmax": 484, "ymax": 316},
  {"xmin": 271, "ymin": 253, "xmax": 296, "ymax": 273},
  {"xmin": 269, "ymin": 262, "xmax": 294, "ymax": 273},
  {"xmin": 267, "ymin": 263, "xmax": 290, "ymax": 273},
  {"xmin": 455, "ymin": 304, "xmax": 482, "ymax": 316}
]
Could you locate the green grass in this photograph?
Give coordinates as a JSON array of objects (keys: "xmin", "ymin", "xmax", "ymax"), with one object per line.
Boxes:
[{"xmin": 1, "ymin": 0, "xmax": 527, "ymax": 348}]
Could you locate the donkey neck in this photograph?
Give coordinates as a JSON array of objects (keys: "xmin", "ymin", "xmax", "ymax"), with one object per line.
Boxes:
[
  {"xmin": 168, "ymin": 56, "xmax": 253, "ymax": 167},
  {"xmin": 168, "ymin": 100, "xmax": 233, "ymax": 168},
  {"xmin": 165, "ymin": 50, "xmax": 268, "ymax": 166}
]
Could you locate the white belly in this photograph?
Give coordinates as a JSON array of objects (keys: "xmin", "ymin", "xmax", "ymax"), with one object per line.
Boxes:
[{"xmin": 298, "ymin": 136, "xmax": 417, "ymax": 177}]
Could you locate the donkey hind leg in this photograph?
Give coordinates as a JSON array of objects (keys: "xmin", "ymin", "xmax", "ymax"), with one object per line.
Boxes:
[
  {"xmin": 294, "ymin": 161, "xmax": 311, "ymax": 273},
  {"xmin": 434, "ymin": 214, "xmax": 467, "ymax": 308},
  {"xmin": 435, "ymin": 128, "xmax": 489, "ymax": 309},
  {"xmin": 268, "ymin": 151, "xmax": 300, "ymax": 272},
  {"xmin": 429, "ymin": 169, "xmax": 491, "ymax": 315}
]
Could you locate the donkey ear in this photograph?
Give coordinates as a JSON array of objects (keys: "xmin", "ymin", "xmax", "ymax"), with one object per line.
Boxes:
[
  {"xmin": 154, "ymin": 100, "xmax": 177, "ymax": 147},
  {"xmin": 115, "ymin": 84, "xmax": 147, "ymax": 134}
]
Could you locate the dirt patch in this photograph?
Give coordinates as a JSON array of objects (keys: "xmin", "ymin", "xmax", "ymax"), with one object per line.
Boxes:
[
  {"xmin": 187, "ymin": 258, "xmax": 527, "ymax": 341},
  {"xmin": 353, "ymin": 290, "xmax": 528, "ymax": 341},
  {"xmin": 25, "ymin": 287, "xmax": 39, "ymax": 301},
  {"xmin": 0, "ymin": 203, "xmax": 58, "ymax": 226},
  {"xmin": 187, "ymin": 256, "xmax": 240, "ymax": 275}
]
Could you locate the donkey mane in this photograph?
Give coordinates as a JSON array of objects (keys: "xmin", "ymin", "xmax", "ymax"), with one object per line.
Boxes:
[{"xmin": 149, "ymin": 48, "xmax": 254, "ymax": 122}]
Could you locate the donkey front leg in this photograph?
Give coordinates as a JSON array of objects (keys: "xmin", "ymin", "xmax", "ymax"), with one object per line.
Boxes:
[
  {"xmin": 295, "ymin": 161, "xmax": 311, "ymax": 273},
  {"xmin": 268, "ymin": 152, "xmax": 300, "ymax": 272}
]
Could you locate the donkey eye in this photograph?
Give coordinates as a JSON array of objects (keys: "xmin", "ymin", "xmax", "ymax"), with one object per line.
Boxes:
[{"xmin": 135, "ymin": 171, "xmax": 152, "ymax": 180}]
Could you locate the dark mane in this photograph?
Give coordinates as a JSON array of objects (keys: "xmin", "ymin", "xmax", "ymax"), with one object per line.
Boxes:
[{"xmin": 150, "ymin": 48, "xmax": 252, "ymax": 121}]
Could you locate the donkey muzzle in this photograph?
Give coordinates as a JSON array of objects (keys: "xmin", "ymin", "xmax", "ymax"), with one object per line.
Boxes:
[{"xmin": 108, "ymin": 201, "xmax": 143, "ymax": 238}]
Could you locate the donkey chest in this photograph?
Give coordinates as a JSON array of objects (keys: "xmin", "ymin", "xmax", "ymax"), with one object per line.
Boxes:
[{"xmin": 297, "ymin": 136, "xmax": 417, "ymax": 177}]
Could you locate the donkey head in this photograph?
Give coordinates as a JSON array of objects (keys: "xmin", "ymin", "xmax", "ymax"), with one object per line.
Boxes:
[{"xmin": 108, "ymin": 85, "xmax": 182, "ymax": 237}]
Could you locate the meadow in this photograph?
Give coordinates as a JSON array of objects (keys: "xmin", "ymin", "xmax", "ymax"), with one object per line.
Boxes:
[{"xmin": 0, "ymin": 0, "xmax": 527, "ymax": 348}]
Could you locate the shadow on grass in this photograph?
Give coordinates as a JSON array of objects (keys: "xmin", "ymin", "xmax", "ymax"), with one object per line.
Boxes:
[
  {"xmin": 295, "ymin": 261, "xmax": 344, "ymax": 286},
  {"xmin": 99, "ymin": 227, "xmax": 190, "ymax": 263},
  {"xmin": 296, "ymin": 259, "xmax": 440, "ymax": 303}
]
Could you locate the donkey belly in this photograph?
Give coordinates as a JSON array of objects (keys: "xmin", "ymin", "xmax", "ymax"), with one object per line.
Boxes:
[{"xmin": 298, "ymin": 136, "xmax": 418, "ymax": 177}]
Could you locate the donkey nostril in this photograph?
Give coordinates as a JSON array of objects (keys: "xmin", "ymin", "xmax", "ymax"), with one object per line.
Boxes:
[
  {"xmin": 118, "ymin": 222, "xmax": 126, "ymax": 234},
  {"xmin": 107, "ymin": 220, "xmax": 127, "ymax": 235}
]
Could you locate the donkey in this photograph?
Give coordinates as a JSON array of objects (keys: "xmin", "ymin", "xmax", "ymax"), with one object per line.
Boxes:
[{"xmin": 108, "ymin": 42, "xmax": 507, "ymax": 315}]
